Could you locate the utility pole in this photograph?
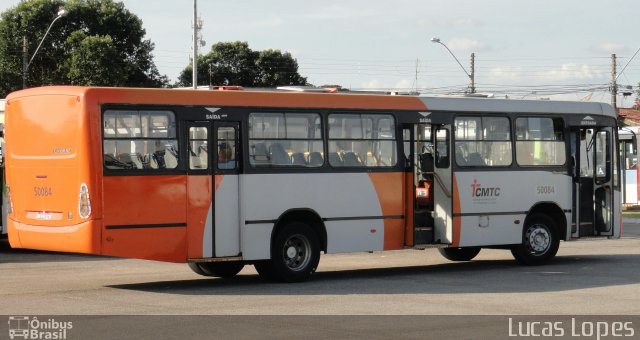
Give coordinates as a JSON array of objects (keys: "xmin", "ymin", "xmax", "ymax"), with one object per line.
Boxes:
[
  {"xmin": 611, "ymin": 53, "xmax": 617, "ymax": 109},
  {"xmin": 414, "ymin": 58, "xmax": 419, "ymax": 93},
  {"xmin": 192, "ymin": 0, "xmax": 198, "ymax": 89},
  {"xmin": 22, "ymin": 37, "xmax": 28, "ymax": 89},
  {"xmin": 470, "ymin": 53, "xmax": 476, "ymax": 94},
  {"xmin": 430, "ymin": 38, "xmax": 476, "ymax": 94}
]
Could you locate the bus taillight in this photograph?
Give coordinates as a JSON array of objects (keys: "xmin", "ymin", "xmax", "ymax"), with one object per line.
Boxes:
[{"xmin": 78, "ymin": 183, "xmax": 91, "ymax": 219}]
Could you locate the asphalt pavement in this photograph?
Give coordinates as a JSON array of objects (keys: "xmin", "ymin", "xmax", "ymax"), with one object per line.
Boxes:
[{"xmin": 1, "ymin": 221, "xmax": 639, "ymax": 316}]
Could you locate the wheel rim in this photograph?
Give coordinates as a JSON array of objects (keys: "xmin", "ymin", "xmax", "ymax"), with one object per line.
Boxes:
[
  {"xmin": 282, "ymin": 234, "xmax": 311, "ymax": 272},
  {"xmin": 525, "ymin": 224, "xmax": 551, "ymax": 255}
]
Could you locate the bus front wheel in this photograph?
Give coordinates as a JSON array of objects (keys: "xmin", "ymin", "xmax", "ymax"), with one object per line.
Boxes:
[
  {"xmin": 255, "ymin": 222, "xmax": 321, "ymax": 283},
  {"xmin": 438, "ymin": 247, "xmax": 481, "ymax": 261},
  {"xmin": 511, "ymin": 214, "xmax": 560, "ymax": 266},
  {"xmin": 188, "ymin": 262, "xmax": 244, "ymax": 278}
]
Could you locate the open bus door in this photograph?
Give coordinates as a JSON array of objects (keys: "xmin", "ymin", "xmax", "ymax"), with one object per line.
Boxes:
[
  {"xmin": 405, "ymin": 123, "xmax": 434, "ymax": 246},
  {"xmin": 571, "ymin": 124, "xmax": 618, "ymax": 238},
  {"xmin": 618, "ymin": 127, "xmax": 638, "ymax": 205},
  {"xmin": 404, "ymin": 121, "xmax": 451, "ymax": 247}
]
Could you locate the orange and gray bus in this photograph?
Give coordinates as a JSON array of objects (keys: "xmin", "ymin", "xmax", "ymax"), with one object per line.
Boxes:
[{"xmin": 4, "ymin": 86, "xmax": 621, "ymax": 281}]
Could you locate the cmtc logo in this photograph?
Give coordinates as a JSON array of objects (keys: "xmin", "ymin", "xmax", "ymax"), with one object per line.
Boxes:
[{"xmin": 470, "ymin": 179, "xmax": 501, "ymax": 198}]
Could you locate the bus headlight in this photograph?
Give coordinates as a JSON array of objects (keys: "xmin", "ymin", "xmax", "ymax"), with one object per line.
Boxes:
[{"xmin": 78, "ymin": 183, "xmax": 91, "ymax": 219}]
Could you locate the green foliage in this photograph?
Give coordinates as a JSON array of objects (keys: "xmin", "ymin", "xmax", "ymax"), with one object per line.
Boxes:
[
  {"xmin": 178, "ymin": 41, "xmax": 307, "ymax": 88},
  {"xmin": 66, "ymin": 32, "xmax": 125, "ymax": 86},
  {"xmin": 256, "ymin": 49, "xmax": 307, "ymax": 87},
  {"xmin": 0, "ymin": 0, "xmax": 167, "ymax": 97}
]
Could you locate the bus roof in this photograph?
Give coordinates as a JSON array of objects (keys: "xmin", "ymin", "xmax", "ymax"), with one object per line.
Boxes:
[
  {"xmin": 417, "ymin": 96, "xmax": 616, "ymax": 117},
  {"xmin": 6, "ymin": 86, "xmax": 616, "ymax": 118}
]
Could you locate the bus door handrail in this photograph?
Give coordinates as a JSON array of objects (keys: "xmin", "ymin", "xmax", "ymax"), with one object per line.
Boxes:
[{"xmin": 433, "ymin": 172, "xmax": 452, "ymax": 198}]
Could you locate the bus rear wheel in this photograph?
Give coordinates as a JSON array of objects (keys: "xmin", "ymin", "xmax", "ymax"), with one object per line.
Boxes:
[
  {"xmin": 188, "ymin": 262, "xmax": 244, "ymax": 278},
  {"xmin": 256, "ymin": 222, "xmax": 321, "ymax": 283},
  {"xmin": 438, "ymin": 247, "xmax": 481, "ymax": 261},
  {"xmin": 511, "ymin": 214, "xmax": 560, "ymax": 266}
]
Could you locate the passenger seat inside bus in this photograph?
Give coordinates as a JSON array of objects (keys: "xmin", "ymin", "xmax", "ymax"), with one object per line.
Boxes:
[
  {"xmin": 308, "ymin": 152, "xmax": 324, "ymax": 166},
  {"xmin": 269, "ymin": 143, "xmax": 291, "ymax": 165},
  {"xmin": 291, "ymin": 152, "xmax": 307, "ymax": 166},
  {"xmin": 467, "ymin": 152, "xmax": 485, "ymax": 166},
  {"xmin": 251, "ymin": 143, "xmax": 269, "ymax": 165},
  {"xmin": 164, "ymin": 147, "xmax": 178, "ymax": 168},
  {"xmin": 365, "ymin": 153, "xmax": 378, "ymax": 166},
  {"xmin": 328, "ymin": 152, "xmax": 343, "ymax": 166},
  {"xmin": 116, "ymin": 153, "xmax": 144, "ymax": 169},
  {"xmin": 342, "ymin": 152, "xmax": 362, "ymax": 166}
]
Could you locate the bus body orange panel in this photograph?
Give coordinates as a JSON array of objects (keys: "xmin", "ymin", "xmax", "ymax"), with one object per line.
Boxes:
[
  {"xmin": 10, "ymin": 168, "xmax": 85, "ymax": 227},
  {"xmin": 102, "ymin": 228, "xmax": 186, "ymax": 263},
  {"xmin": 80, "ymin": 87, "xmax": 428, "ymax": 111},
  {"xmin": 404, "ymin": 171, "xmax": 414, "ymax": 247},
  {"xmin": 102, "ymin": 176, "xmax": 187, "ymax": 262},
  {"xmin": 214, "ymin": 175, "xmax": 223, "ymax": 192},
  {"xmin": 7, "ymin": 86, "xmax": 426, "ymax": 112},
  {"xmin": 6, "ymin": 93, "xmax": 90, "ymax": 226},
  {"xmin": 5, "ymin": 92, "xmax": 100, "ymax": 253},
  {"xmin": 452, "ymin": 174, "xmax": 461, "ymax": 247},
  {"xmin": 8, "ymin": 219, "xmax": 100, "ymax": 254},
  {"xmin": 186, "ymin": 176, "xmax": 212, "ymax": 259},
  {"xmin": 368, "ymin": 172, "xmax": 405, "ymax": 250}
]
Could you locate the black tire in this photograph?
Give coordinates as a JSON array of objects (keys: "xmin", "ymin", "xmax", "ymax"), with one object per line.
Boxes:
[
  {"xmin": 438, "ymin": 247, "xmax": 481, "ymax": 261},
  {"xmin": 254, "ymin": 260, "xmax": 277, "ymax": 281},
  {"xmin": 511, "ymin": 214, "xmax": 560, "ymax": 266},
  {"xmin": 187, "ymin": 262, "xmax": 244, "ymax": 278},
  {"xmin": 188, "ymin": 262, "xmax": 207, "ymax": 276},
  {"xmin": 258, "ymin": 222, "xmax": 321, "ymax": 283}
]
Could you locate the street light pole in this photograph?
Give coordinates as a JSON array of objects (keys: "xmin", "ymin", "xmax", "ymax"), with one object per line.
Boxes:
[
  {"xmin": 192, "ymin": 0, "xmax": 198, "ymax": 89},
  {"xmin": 22, "ymin": 8, "xmax": 67, "ymax": 89},
  {"xmin": 430, "ymin": 37, "xmax": 476, "ymax": 93}
]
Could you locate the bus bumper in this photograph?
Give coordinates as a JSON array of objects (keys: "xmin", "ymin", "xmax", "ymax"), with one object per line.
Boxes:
[{"xmin": 7, "ymin": 218, "xmax": 101, "ymax": 255}]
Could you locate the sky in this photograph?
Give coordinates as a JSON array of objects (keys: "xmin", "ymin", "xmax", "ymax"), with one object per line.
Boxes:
[{"xmin": 2, "ymin": 0, "xmax": 640, "ymax": 106}]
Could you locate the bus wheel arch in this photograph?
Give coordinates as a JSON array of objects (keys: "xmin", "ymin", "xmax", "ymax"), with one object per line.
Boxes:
[
  {"xmin": 255, "ymin": 209, "xmax": 326, "ymax": 282},
  {"xmin": 525, "ymin": 202, "xmax": 567, "ymax": 240},
  {"xmin": 511, "ymin": 211, "xmax": 561, "ymax": 266},
  {"xmin": 271, "ymin": 208, "xmax": 327, "ymax": 253}
]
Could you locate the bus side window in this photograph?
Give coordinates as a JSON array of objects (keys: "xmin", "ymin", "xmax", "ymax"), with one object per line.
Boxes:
[
  {"xmin": 189, "ymin": 126, "xmax": 208, "ymax": 170},
  {"xmin": 435, "ymin": 128, "xmax": 449, "ymax": 168},
  {"xmin": 217, "ymin": 126, "xmax": 237, "ymax": 170}
]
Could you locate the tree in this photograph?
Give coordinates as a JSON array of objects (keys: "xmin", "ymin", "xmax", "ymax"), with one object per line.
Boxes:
[
  {"xmin": 65, "ymin": 32, "xmax": 126, "ymax": 86},
  {"xmin": 0, "ymin": 0, "xmax": 167, "ymax": 97},
  {"xmin": 255, "ymin": 49, "xmax": 307, "ymax": 87},
  {"xmin": 178, "ymin": 41, "xmax": 307, "ymax": 88}
]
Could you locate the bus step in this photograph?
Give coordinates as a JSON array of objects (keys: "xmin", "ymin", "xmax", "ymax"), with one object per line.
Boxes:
[
  {"xmin": 414, "ymin": 211, "xmax": 434, "ymax": 226},
  {"xmin": 414, "ymin": 226, "xmax": 434, "ymax": 244}
]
